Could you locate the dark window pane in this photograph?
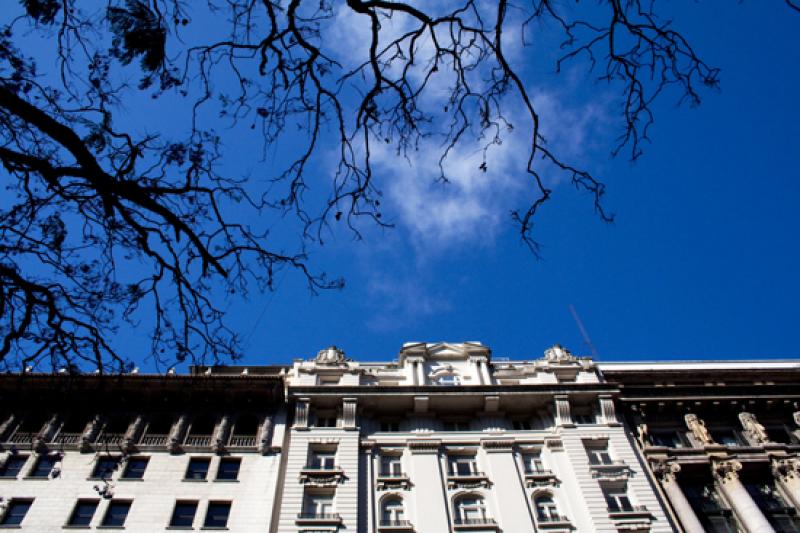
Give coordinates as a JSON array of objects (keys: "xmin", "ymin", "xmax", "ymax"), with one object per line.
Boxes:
[
  {"xmin": 204, "ymin": 502, "xmax": 231, "ymax": 528},
  {"xmin": 1, "ymin": 500, "xmax": 32, "ymax": 526},
  {"xmin": 101, "ymin": 500, "xmax": 131, "ymax": 527},
  {"xmin": 216, "ymin": 458, "xmax": 240, "ymax": 480},
  {"xmin": 185, "ymin": 458, "xmax": 210, "ymax": 480},
  {"xmin": 0, "ymin": 455, "xmax": 27, "ymax": 478},
  {"xmin": 170, "ymin": 502, "xmax": 198, "ymax": 527},
  {"xmin": 68, "ymin": 500, "xmax": 99, "ymax": 526},
  {"xmin": 92, "ymin": 456, "xmax": 119, "ymax": 479},
  {"xmin": 30, "ymin": 455, "xmax": 56, "ymax": 478},
  {"xmin": 122, "ymin": 457, "xmax": 149, "ymax": 479}
]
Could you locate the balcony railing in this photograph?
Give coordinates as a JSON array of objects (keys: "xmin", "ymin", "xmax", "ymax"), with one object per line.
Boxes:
[
  {"xmin": 228, "ymin": 434, "xmax": 256, "ymax": 447},
  {"xmin": 7, "ymin": 431, "xmax": 36, "ymax": 444},
  {"xmin": 296, "ymin": 512, "xmax": 342, "ymax": 522},
  {"xmin": 139, "ymin": 433, "xmax": 168, "ymax": 446},
  {"xmin": 96, "ymin": 433, "xmax": 125, "ymax": 445},
  {"xmin": 608, "ymin": 505, "xmax": 650, "ymax": 515},
  {"xmin": 453, "ymin": 517, "xmax": 497, "ymax": 526},
  {"xmin": 184, "ymin": 435, "xmax": 212, "ymax": 447},
  {"xmin": 55, "ymin": 432, "xmax": 82, "ymax": 445},
  {"xmin": 525, "ymin": 468, "xmax": 554, "ymax": 476},
  {"xmin": 448, "ymin": 471, "xmax": 487, "ymax": 478},
  {"xmin": 379, "ymin": 519, "xmax": 413, "ymax": 528},
  {"xmin": 538, "ymin": 514, "xmax": 570, "ymax": 523}
]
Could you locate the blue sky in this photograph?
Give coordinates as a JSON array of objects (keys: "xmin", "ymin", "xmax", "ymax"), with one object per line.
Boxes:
[
  {"xmin": 13, "ymin": 1, "xmax": 799, "ymax": 368},
  {"xmin": 222, "ymin": 1, "xmax": 800, "ymax": 364}
]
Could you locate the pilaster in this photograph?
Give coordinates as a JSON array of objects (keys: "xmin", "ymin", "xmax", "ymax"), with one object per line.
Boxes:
[
  {"xmin": 650, "ymin": 459, "xmax": 704, "ymax": 533},
  {"xmin": 712, "ymin": 459, "xmax": 773, "ymax": 533}
]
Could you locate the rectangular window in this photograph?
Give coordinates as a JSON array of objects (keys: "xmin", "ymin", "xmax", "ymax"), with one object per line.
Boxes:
[
  {"xmin": 585, "ymin": 443, "xmax": 613, "ymax": 465},
  {"xmin": 29, "ymin": 454, "xmax": 57, "ymax": 478},
  {"xmin": 203, "ymin": 501, "xmax": 231, "ymax": 528},
  {"xmin": 101, "ymin": 500, "xmax": 132, "ymax": 527},
  {"xmin": 303, "ymin": 493, "xmax": 334, "ymax": 517},
  {"xmin": 185, "ymin": 457, "xmax": 211, "ymax": 480},
  {"xmin": 91, "ymin": 456, "xmax": 120, "ymax": 479},
  {"xmin": 522, "ymin": 452, "xmax": 544, "ymax": 474},
  {"xmin": 448, "ymin": 455, "xmax": 478, "ymax": 476},
  {"xmin": 0, "ymin": 499, "xmax": 32, "ymax": 526},
  {"xmin": 308, "ymin": 449, "xmax": 337, "ymax": 470},
  {"xmin": 216, "ymin": 458, "xmax": 241, "ymax": 480},
  {"xmin": 121, "ymin": 457, "xmax": 149, "ymax": 479},
  {"xmin": 313, "ymin": 415, "xmax": 337, "ymax": 428},
  {"xmin": 380, "ymin": 455, "xmax": 402, "ymax": 476},
  {"xmin": 604, "ymin": 489, "xmax": 634, "ymax": 513},
  {"xmin": 68, "ymin": 499, "xmax": 99, "ymax": 526},
  {"xmin": 0, "ymin": 454, "xmax": 28, "ymax": 478},
  {"xmin": 379, "ymin": 421, "xmax": 400, "ymax": 432},
  {"xmin": 169, "ymin": 501, "xmax": 198, "ymax": 527}
]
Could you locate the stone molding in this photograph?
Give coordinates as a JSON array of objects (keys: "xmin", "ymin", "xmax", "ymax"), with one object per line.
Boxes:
[{"xmin": 712, "ymin": 459, "xmax": 742, "ymax": 484}]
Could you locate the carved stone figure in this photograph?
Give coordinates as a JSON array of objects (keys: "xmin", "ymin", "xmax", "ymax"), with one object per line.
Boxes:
[
  {"xmin": 315, "ymin": 346, "xmax": 346, "ymax": 365},
  {"xmin": 738, "ymin": 412, "xmax": 769, "ymax": 444},
  {"xmin": 544, "ymin": 344, "xmax": 576, "ymax": 364},
  {"xmin": 684, "ymin": 414, "xmax": 714, "ymax": 445},
  {"xmin": 636, "ymin": 423, "xmax": 649, "ymax": 449},
  {"xmin": 712, "ymin": 459, "xmax": 742, "ymax": 484},
  {"xmin": 771, "ymin": 457, "xmax": 800, "ymax": 481}
]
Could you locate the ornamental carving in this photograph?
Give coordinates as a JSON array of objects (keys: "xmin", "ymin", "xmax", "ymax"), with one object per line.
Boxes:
[
  {"xmin": 771, "ymin": 457, "xmax": 800, "ymax": 482},
  {"xmin": 684, "ymin": 414, "xmax": 714, "ymax": 445},
  {"xmin": 650, "ymin": 459, "xmax": 680, "ymax": 483},
  {"xmin": 544, "ymin": 344, "xmax": 576, "ymax": 364},
  {"xmin": 738, "ymin": 412, "xmax": 769, "ymax": 444},
  {"xmin": 315, "ymin": 346, "xmax": 346, "ymax": 365},
  {"xmin": 712, "ymin": 460, "xmax": 742, "ymax": 484}
]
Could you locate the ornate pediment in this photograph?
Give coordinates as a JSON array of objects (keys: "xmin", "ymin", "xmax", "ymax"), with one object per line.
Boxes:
[
  {"xmin": 315, "ymin": 346, "xmax": 347, "ymax": 365},
  {"xmin": 400, "ymin": 341, "xmax": 490, "ymax": 362}
]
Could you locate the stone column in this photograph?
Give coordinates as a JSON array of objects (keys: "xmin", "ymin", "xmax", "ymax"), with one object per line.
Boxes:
[
  {"xmin": 342, "ymin": 398, "xmax": 358, "ymax": 430},
  {"xmin": 651, "ymin": 460, "xmax": 705, "ymax": 533},
  {"xmin": 479, "ymin": 360, "xmax": 492, "ymax": 385},
  {"xmin": 0, "ymin": 451, "xmax": 10, "ymax": 470},
  {"xmin": 362, "ymin": 441, "xmax": 376, "ymax": 533},
  {"xmin": 416, "ymin": 361, "xmax": 425, "ymax": 385},
  {"xmin": 598, "ymin": 395, "xmax": 620, "ymax": 426},
  {"xmin": 257, "ymin": 414, "xmax": 273, "ymax": 455},
  {"xmin": 554, "ymin": 395, "xmax": 573, "ymax": 427},
  {"xmin": 771, "ymin": 457, "xmax": 800, "ymax": 510},
  {"xmin": 294, "ymin": 398, "xmax": 310, "ymax": 429},
  {"xmin": 712, "ymin": 460, "xmax": 773, "ymax": 533}
]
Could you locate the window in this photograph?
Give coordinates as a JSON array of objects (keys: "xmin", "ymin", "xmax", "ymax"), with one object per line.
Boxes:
[
  {"xmin": 522, "ymin": 452, "xmax": 545, "ymax": 474},
  {"xmin": 29, "ymin": 454, "xmax": 57, "ymax": 478},
  {"xmin": 379, "ymin": 421, "xmax": 400, "ymax": 432},
  {"xmin": 216, "ymin": 457, "xmax": 241, "ymax": 480},
  {"xmin": 448, "ymin": 455, "xmax": 479, "ymax": 476},
  {"xmin": 604, "ymin": 488, "xmax": 634, "ymax": 512},
  {"xmin": 68, "ymin": 499, "xmax": 99, "ymax": 526},
  {"xmin": 0, "ymin": 454, "xmax": 28, "ymax": 478},
  {"xmin": 442, "ymin": 421, "xmax": 470, "ymax": 431},
  {"xmin": 185, "ymin": 457, "xmax": 211, "ymax": 480},
  {"xmin": 0, "ymin": 499, "xmax": 32, "ymax": 526},
  {"xmin": 121, "ymin": 457, "xmax": 149, "ymax": 479},
  {"xmin": 203, "ymin": 501, "xmax": 231, "ymax": 528},
  {"xmin": 91, "ymin": 456, "xmax": 120, "ymax": 479},
  {"xmin": 313, "ymin": 414, "xmax": 337, "ymax": 428},
  {"xmin": 381, "ymin": 497, "xmax": 406, "ymax": 525},
  {"xmin": 534, "ymin": 495, "xmax": 561, "ymax": 522},
  {"xmin": 308, "ymin": 449, "xmax": 336, "ymax": 470},
  {"xmin": 303, "ymin": 492, "xmax": 334, "ymax": 518},
  {"xmin": 170, "ymin": 501, "xmax": 198, "ymax": 527},
  {"xmin": 101, "ymin": 500, "xmax": 132, "ymax": 527},
  {"xmin": 649, "ymin": 430, "xmax": 687, "ymax": 448},
  {"xmin": 585, "ymin": 443, "xmax": 613, "ymax": 466},
  {"xmin": 512, "ymin": 420, "xmax": 532, "ymax": 430},
  {"xmin": 380, "ymin": 455, "xmax": 402, "ymax": 476},
  {"xmin": 454, "ymin": 495, "xmax": 488, "ymax": 524},
  {"xmin": 435, "ymin": 374, "xmax": 460, "ymax": 386},
  {"xmin": 711, "ymin": 429, "xmax": 745, "ymax": 447}
]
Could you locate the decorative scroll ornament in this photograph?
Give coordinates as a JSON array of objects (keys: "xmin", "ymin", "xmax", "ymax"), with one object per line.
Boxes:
[
  {"xmin": 771, "ymin": 457, "xmax": 800, "ymax": 482},
  {"xmin": 650, "ymin": 459, "xmax": 681, "ymax": 483},
  {"xmin": 315, "ymin": 346, "xmax": 346, "ymax": 365},
  {"xmin": 738, "ymin": 412, "xmax": 770, "ymax": 444},
  {"xmin": 712, "ymin": 460, "xmax": 742, "ymax": 484},
  {"xmin": 684, "ymin": 414, "xmax": 714, "ymax": 445}
]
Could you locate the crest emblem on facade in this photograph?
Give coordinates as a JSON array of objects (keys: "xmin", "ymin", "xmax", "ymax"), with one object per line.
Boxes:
[{"xmin": 315, "ymin": 346, "xmax": 346, "ymax": 365}]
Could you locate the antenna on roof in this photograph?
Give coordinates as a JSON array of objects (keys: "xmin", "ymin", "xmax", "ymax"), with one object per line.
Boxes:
[{"xmin": 569, "ymin": 304, "xmax": 599, "ymax": 359}]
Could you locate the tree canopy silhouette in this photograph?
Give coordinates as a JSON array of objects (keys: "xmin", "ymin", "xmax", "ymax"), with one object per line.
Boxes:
[{"xmin": 0, "ymin": 0, "xmax": 786, "ymax": 371}]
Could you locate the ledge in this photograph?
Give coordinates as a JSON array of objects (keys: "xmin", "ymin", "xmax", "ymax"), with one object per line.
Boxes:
[
  {"xmin": 295, "ymin": 513, "xmax": 342, "ymax": 525},
  {"xmin": 447, "ymin": 473, "xmax": 491, "ymax": 489}
]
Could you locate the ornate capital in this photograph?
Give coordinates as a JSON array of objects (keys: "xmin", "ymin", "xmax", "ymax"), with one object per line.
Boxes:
[
  {"xmin": 771, "ymin": 457, "xmax": 800, "ymax": 482},
  {"xmin": 650, "ymin": 459, "xmax": 681, "ymax": 483},
  {"xmin": 712, "ymin": 460, "xmax": 742, "ymax": 484}
]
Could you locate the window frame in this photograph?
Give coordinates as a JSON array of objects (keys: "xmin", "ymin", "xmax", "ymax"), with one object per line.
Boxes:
[
  {"xmin": 0, "ymin": 454, "xmax": 28, "ymax": 478},
  {"xmin": 448, "ymin": 454, "xmax": 479, "ymax": 476},
  {"xmin": 215, "ymin": 457, "xmax": 241, "ymax": 481},
  {"xmin": 604, "ymin": 488, "xmax": 634, "ymax": 513},
  {"xmin": 379, "ymin": 454, "xmax": 403, "ymax": 476},
  {"xmin": 169, "ymin": 500, "xmax": 199, "ymax": 528},
  {"xmin": 534, "ymin": 494, "xmax": 561, "ymax": 522},
  {"xmin": 67, "ymin": 499, "xmax": 100, "ymax": 527},
  {"xmin": 100, "ymin": 499, "xmax": 132, "ymax": 527},
  {"xmin": 184, "ymin": 457, "xmax": 211, "ymax": 481},
  {"xmin": 90, "ymin": 455, "xmax": 120, "ymax": 480},
  {"xmin": 120, "ymin": 456, "xmax": 149, "ymax": 480},
  {"xmin": 0, "ymin": 498, "xmax": 33, "ymax": 526},
  {"xmin": 381, "ymin": 497, "xmax": 405, "ymax": 523},
  {"xmin": 28, "ymin": 454, "xmax": 58, "ymax": 478},
  {"xmin": 454, "ymin": 495, "xmax": 488, "ymax": 521},
  {"xmin": 203, "ymin": 501, "xmax": 232, "ymax": 528}
]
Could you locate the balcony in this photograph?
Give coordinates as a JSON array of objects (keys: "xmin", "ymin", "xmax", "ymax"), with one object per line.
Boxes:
[
  {"xmin": 55, "ymin": 432, "xmax": 82, "ymax": 446},
  {"xmin": 379, "ymin": 519, "xmax": 414, "ymax": 531},
  {"xmin": 295, "ymin": 512, "xmax": 342, "ymax": 525},
  {"xmin": 228, "ymin": 434, "xmax": 257, "ymax": 447},
  {"xmin": 7, "ymin": 431, "xmax": 36, "ymax": 445},
  {"xmin": 608, "ymin": 505, "xmax": 652, "ymax": 520},
  {"xmin": 453, "ymin": 517, "xmax": 498, "ymax": 530},
  {"xmin": 183, "ymin": 434, "xmax": 212, "ymax": 447},
  {"xmin": 536, "ymin": 515, "xmax": 573, "ymax": 529},
  {"xmin": 590, "ymin": 461, "xmax": 632, "ymax": 481},
  {"xmin": 377, "ymin": 471, "xmax": 412, "ymax": 490},
  {"xmin": 138, "ymin": 433, "xmax": 168, "ymax": 446},
  {"xmin": 447, "ymin": 471, "xmax": 491, "ymax": 489},
  {"xmin": 299, "ymin": 465, "xmax": 345, "ymax": 485},
  {"xmin": 524, "ymin": 469, "xmax": 559, "ymax": 487}
]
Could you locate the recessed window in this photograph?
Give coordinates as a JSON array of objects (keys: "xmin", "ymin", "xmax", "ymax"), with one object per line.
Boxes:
[
  {"xmin": 379, "ymin": 421, "xmax": 400, "ymax": 432},
  {"xmin": 203, "ymin": 501, "xmax": 231, "ymax": 528},
  {"xmin": 604, "ymin": 488, "xmax": 634, "ymax": 512},
  {"xmin": 448, "ymin": 454, "xmax": 479, "ymax": 476},
  {"xmin": 313, "ymin": 413, "xmax": 337, "ymax": 428},
  {"xmin": 522, "ymin": 452, "xmax": 545, "ymax": 474},
  {"xmin": 121, "ymin": 457, "xmax": 149, "ymax": 479},
  {"xmin": 302, "ymin": 492, "xmax": 334, "ymax": 518},
  {"xmin": 68, "ymin": 499, "xmax": 99, "ymax": 527},
  {"xmin": 379, "ymin": 454, "xmax": 402, "ymax": 476},
  {"xmin": 169, "ymin": 501, "xmax": 198, "ymax": 527},
  {"xmin": 442, "ymin": 421, "xmax": 470, "ymax": 431},
  {"xmin": 454, "ymin": 495, "xmax": 489, "ymax": 524},
  {"xmin": 585, "ymin": 443, "xmax": 613, "ymax": 466},
  {"xmin": 101, "ymin": 500, "xmax": 132, "ymax": 527},
  {"xmin": 0, "ymin": 454, "xmax": 28, "ymax": 478},
  {"xmin": 535, "ymin": 495, "xmax": 562, "ymax": 522},
  {"xmin": 185, "ymin": 457, "xmax": 211, "ymax": 480},
  {"xmin": 381, "ymin": 497, "xmax": 406, "ymax": 525},
  {"xmin": 0, "ymin": 499, "xmax": 32, "ymax": 526},
  {"xmin": 29, "ymin": 454, "xmax": 57, "ymax": 478},
  {"xmin": 512, "ymin": 420, "xmax": 532, "ymax": 430},
  {"xmin": 307, "ymin": 447, "xmax": 337, "ymax": 470},
  {"xmin": 91, "ymin": 456, "xmax": 120, "ymax": 479},
  {"xmin": 216, "ymin": 458, "xmax": 241, "ymax": 480}
]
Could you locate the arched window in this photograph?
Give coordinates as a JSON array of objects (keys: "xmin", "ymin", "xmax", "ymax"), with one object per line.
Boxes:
[
  {"xmin": 435, "ymin": 373, "xmax": 460, "ymax": 386},
  {"xmin": 534, "ymin": 494, "xmax": 561, "ymax": 523},
  {"xmin": 454, "ymin": 495, "xmax": 489, "ymax": 525},
  {"xmin": 381, "ymin": 497, "xmax": 406, "ymax": 526}
]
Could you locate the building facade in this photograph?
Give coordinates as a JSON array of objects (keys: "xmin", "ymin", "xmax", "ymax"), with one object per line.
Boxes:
[{"xmin": 0, "ymin": 342, "xmax": 798, "ymax": 533}]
